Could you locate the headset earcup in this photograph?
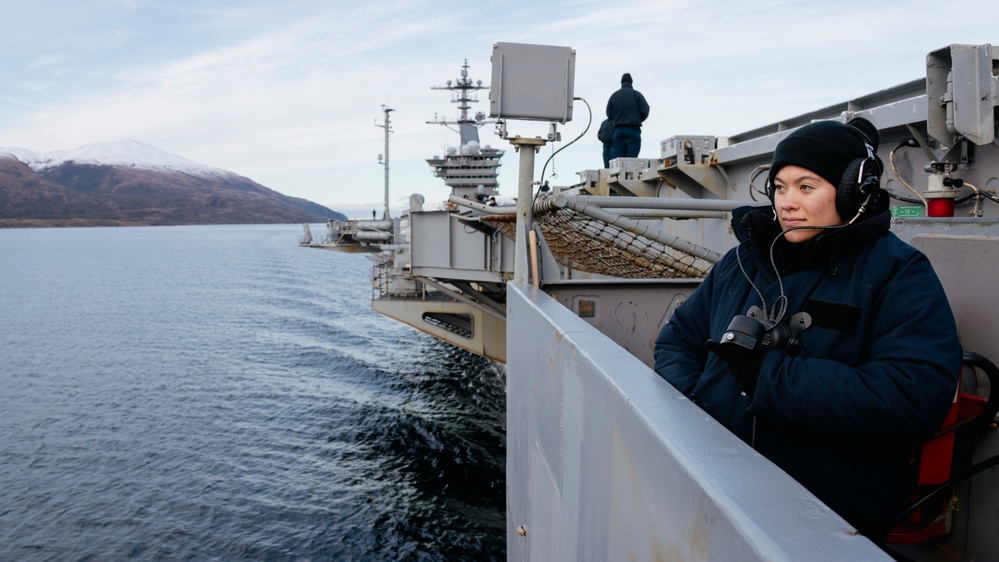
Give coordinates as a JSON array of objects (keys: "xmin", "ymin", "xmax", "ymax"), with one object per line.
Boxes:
[{"xmin": 836, "ymin": 158, "xmax": 865, "ymax": 219}]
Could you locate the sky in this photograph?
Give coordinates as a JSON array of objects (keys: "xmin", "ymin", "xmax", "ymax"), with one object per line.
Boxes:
[{"xmin": 2, "ymin": 1, "xmax": 997, "ymax": 218}]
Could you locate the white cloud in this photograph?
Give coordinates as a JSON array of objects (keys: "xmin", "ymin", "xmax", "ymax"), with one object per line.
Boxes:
[
  {"xmin": 0, "ymin": 0, "xmax": 996, "ymax": 216},
  {"xmin": 26, "ymin": 54, "xmax": 67, "ymax": 70}
]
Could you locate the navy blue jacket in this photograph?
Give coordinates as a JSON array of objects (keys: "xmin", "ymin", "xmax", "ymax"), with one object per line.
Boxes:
[
  {"xmin": 597, "ymin": 118, "xmax": 614, "ymax": 146},
  {"xmin": 606, "ymin": 84, "xmax": 649, "ymax": 129},
  {"xmin": 653, "ymin": 206, "xmax": 962, "ymax": 536}
]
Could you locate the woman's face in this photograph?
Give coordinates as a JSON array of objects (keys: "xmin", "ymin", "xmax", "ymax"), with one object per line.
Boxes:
[{"xmin": 772, "ymin": 165, "xmax": 844, "ymax": 243}]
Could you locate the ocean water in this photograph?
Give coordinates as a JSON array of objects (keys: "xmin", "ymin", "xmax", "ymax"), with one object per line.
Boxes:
[{"xmin": 0, "ymin": 224, "xmax": 506, "ymax": 561}]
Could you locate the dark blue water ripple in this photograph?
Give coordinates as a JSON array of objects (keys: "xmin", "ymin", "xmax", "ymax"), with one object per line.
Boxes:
[{"xmin": 0, "ymin": 224, "xmax": 505, "ymax": 561}]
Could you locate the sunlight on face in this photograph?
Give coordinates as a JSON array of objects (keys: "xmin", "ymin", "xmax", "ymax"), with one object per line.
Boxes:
[{"xmin": 772, "ymin": 165, "xmax": 844, "ymax": 244}]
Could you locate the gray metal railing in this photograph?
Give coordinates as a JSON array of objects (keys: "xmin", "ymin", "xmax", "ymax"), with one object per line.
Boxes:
[{"xmin": 506, "ymin": 282, "xmax": 892, "ymax": 561}]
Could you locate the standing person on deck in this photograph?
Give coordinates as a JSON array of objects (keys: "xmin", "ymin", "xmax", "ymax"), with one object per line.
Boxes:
[
  {"xmin": 598, "ymin": 118, "xmax": 614, "ymax": 168},
  {"xmin": 652, "ymin": 117, "xmax": 962, "ymax": 542},
  {"xmin": 606, "ymin": 73, "xmax": 650, "ymax": 159}
]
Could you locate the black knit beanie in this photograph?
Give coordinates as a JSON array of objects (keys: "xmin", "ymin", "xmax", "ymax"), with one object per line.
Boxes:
[
  {"xmin": 621, "ymin": 73, "xmax": 633, "ymax": 84},
  {"xmin": 767, "ymin": 117, "xmax": 880, "ymax": 191}
]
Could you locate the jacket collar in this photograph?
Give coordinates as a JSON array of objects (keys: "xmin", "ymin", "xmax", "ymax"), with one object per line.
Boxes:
[{"xmin": 734, "ymin": 206, "xmax": 890, "ymax": 277}]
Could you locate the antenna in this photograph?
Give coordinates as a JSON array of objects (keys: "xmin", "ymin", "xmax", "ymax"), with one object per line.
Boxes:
[
  {"xmin": 487, "ymin": 42, "xmax": 576, "ymax": 284},
  {"xmin": 374, "ymin": 105, "xmax": 394, "ymax": 220}
]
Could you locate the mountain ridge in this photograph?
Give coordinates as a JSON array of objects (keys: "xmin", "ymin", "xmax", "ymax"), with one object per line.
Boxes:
[
  {"xmin": 2, "ymin": 139, "xmax": 230, "ymax": 177},
  {"xmin": 0, "ymin": 141, "xmax": 346, "ymax": 227}
]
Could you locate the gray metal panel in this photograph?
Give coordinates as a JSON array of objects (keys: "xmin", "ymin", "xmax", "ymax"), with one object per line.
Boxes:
[
  {"xmin": 906, "ymin": 229, "xmax": 999, "ymax": 383},
  {"xmin": 489, "ymin": 42, "xmax": 575, "ymax": 123},
  {"xmin": 408, "ymin": 266, "xmax": 505, "ymax": 284},
  {"xmin": 449, "ymin": 214, "xmax": 489, "ymax": 270},
  {"xmin": 928, "ymin": 44, "xmax": 998, "ymax": 147},
  {"xmin": 714, "ymin": 96, "xmax": 929, "ymax": 166},
  {"xmin": 903, "ymin": 231, "xmax": 999, "ymax": 561},
  {"xmin": 951, "ymin": 44, "xmax": 996, "ymax": 145},
  {"xmin": 544, "ymin": 280, "xmax": 701, "ymax": 367},
  {"xmin": 722, "ymin": 78, "xmax": 926, "ymax": 146},
  {"xmin": 410, "ymin": 211, "xmax": 451, "ymax": 268},
  {"xmin": 507, "ymin": 282, "xmax": 891, "ymax": 561},
  {"xmin": 409, "ymin": 211, "xmax": 515, "ymax": 281}
]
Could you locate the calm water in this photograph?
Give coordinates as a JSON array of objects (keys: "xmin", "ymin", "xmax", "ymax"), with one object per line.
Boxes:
[{"xmin": 0, "ymin": 224, "xmax": 506, "ymax": 561}]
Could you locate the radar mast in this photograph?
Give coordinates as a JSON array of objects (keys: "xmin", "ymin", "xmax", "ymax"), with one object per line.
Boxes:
[{"xmin": 426, "ymin": 60, "xmax": 504, "ymax": 202}]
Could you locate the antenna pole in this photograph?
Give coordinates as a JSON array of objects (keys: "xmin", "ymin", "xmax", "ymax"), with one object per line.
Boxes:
[
  {"xmin": 508, "ymin": 135, "xmax": 547, "ymax": 284},
  {"xmin": 376, "ymin": 105, "xmax": 394, "ymax": 219}
]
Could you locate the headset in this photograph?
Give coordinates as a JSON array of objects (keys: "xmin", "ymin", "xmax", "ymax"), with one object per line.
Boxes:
[
  {"xmin": 764, "ymin": 123, "xmax": 884, "ymax": 224},
  {"xmin": 836, "ymin": 140, "xmax": 883, "ymax": 224},
  {"xmin": 714, "ymin": 126, "xmax": 884, "ymax": 365}
]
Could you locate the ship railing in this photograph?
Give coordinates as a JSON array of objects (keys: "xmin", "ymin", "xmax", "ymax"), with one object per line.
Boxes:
[
  {"xmin": 370, "ymin": 254, "xmax": 394, "ymax": 299},
  {"xmin": 369, "ymin": 252, "xmax": 427, "ymax": 300},
  {"xmin": 507, "ymin": 281, "xmax": 893, "ymax": 561}
]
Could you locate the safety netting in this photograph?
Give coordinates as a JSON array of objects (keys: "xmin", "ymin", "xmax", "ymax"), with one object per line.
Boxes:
[{"xmin": 480, "ymin": 204, "xmax": 713, "ymax": 279}]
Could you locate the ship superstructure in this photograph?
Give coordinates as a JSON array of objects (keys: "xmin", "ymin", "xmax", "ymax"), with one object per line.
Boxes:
[
  {"xmin": 364, "ymin": 61, "xmax": 513, "ymax": 362},
  {"xmin": 425, "ymin": 60, "xmax": 504, "ymax": 203},
  {"xmin": 302, "ymin": 61, "xmax": 513, "ymax": 359}
]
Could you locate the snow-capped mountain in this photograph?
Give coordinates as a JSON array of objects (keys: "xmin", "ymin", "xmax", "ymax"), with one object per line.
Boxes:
[
  {"xmin": 0, "ymin": 140, "xmax": 344, "ymax": 227},
  {"xmin": 0, "ymin": 140, "xmax": 231, "ymax": 178}
]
